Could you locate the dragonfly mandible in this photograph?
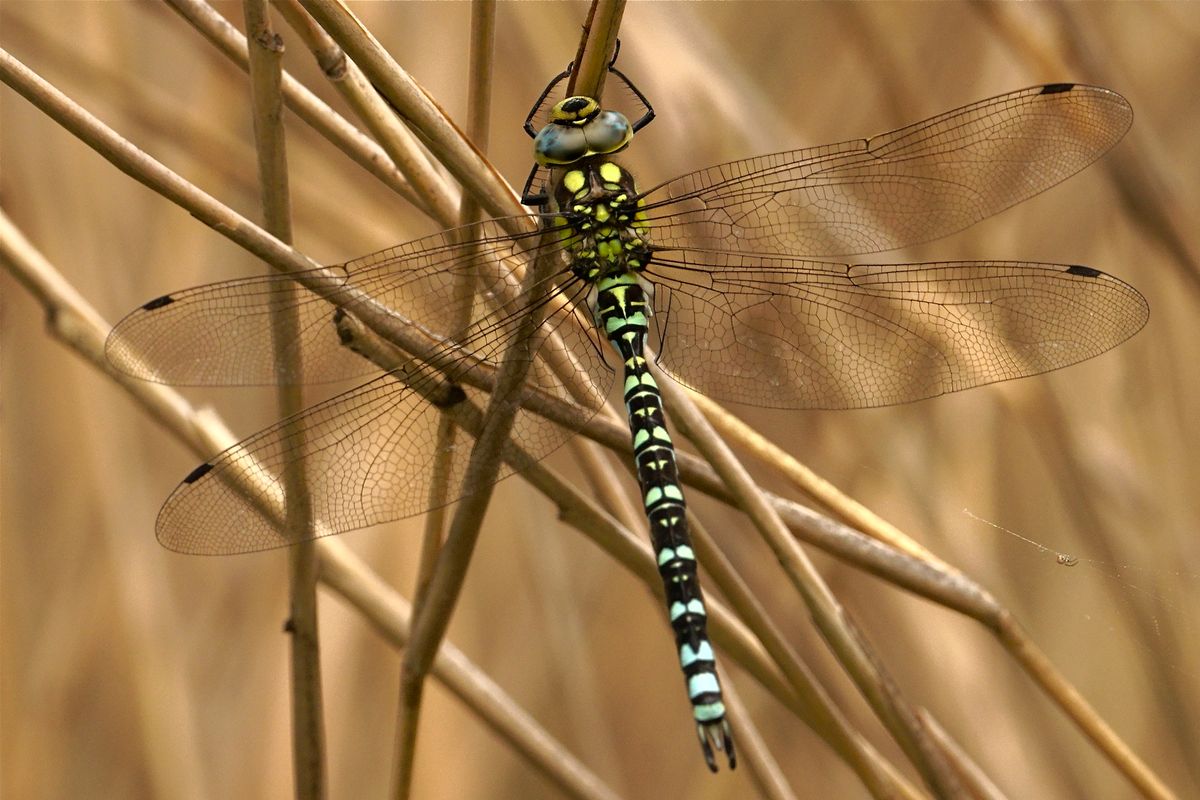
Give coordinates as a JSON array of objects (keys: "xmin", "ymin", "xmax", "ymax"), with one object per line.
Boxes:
[{"xmin": 106, "ymin": 60, "xmax": 1146, "ymax": 770}]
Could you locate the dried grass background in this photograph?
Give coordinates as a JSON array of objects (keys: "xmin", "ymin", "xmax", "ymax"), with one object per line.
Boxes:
[{"xmin": 3, "ymin": 2, "xmax": 1199, "ymax": 798}]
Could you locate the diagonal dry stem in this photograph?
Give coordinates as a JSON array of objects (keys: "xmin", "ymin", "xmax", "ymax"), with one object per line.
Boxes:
[
  {"xmin": 298, "ymin": 0, "xmax": 526, "ymax": 228},
  {"xmin": 270, "ymin": 0, "xmax": 459, "ymax": 226},
  {"xmin": 164, "ymin": 0, "xmax": 434, "ymax": 214},
  {"xmin": 689, "ymin": 393, "xmax": 1176, "ymax": 800},
  {"xmin": 375, "ymin": 0, "xmax": 618, "ymax": 755},
  {"xmin": 684, "ymin": 512, "xmax": 922, "ymax": 800},
  {"xmin": 329, "ymin": 311, "xmax": 924, "ymax": 797}
]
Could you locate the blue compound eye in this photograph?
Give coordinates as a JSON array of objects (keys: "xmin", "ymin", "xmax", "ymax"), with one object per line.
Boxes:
[
  {"xmin": 533, "ymin": 123, "xmax": 589, "ymax": 166},
  {"xmin": 584, "ymin": 110, "xmax": 633, "ymax": 154},
  {"xmin": 534, "ymin": 107, "xmax": 635, "ymax": 166}
]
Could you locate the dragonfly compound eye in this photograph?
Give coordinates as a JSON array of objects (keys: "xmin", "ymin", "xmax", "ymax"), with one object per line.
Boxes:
[
  {"xmin": 582, "ymin": 110, "xmax": 633, "ymax": 155},
  {"xmin": 533, "ymin": 123, "xmax": 589, "ymax": 166},
  {"xmin": 535, "ymin": 108, "xmax": 634, "ymax": 166}
]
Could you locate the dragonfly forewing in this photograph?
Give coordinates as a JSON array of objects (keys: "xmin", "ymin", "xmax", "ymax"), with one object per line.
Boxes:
[
  {"xmin": 641, "ymin": 84, "xmax": 1132, "ymax": 258},
  {"xmin": 105, "ymin": 217, "xmax": 560, "ymax": 387}
]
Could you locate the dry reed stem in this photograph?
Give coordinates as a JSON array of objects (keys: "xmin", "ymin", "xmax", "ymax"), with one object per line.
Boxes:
[
  {"xmin": 1, "ymin": 34, "xmax": 622, "ymax": 800},
  {"xmin": 242, "ymin": 1, "xmax": 327, "ymax": 796},
  {"xmin": 164, "ymin": 0, "xmax": 432, "ymax": 214},
  {"xmin": 393, "ymin": 218, "xmax": 551, "ymax": 791},
  {"xmin": 994, "ymin": 614, "xmax": 1176, "ymax": 800},
  {"xmin": 660, "ymin": 373, "xmax": 963, "ymax": 797},
  {"xmin": 0, "ymin": 46, "xmax": 1158, "ymax": 789},
  {"xmin": 570, "ymin": 439, "xmax": 644, "ymax": 541},
  {"xmin": 684, "ymin": 514, "xmax": 921, "ymax": 800},
  {"xmin": 271, "ymin": 0, "xmax": 459, "ymax": 227},
  {"xmin": 298, "ymin": 0, "xmax": 527, "ymax": 229},
  {"xmin": 392, "ymin": 8, "xmax": 626, "ymax": 795},
  {"xmin": 568, "ymin": 0, "xmax": 626, "ymax": 101},
  {"xmin": 266, "ymin": 0, "xmax": 614, "ymax": 434},
  {"xmin": 692, "ymin": 389, "xmax": 1176, "ymax": 798},
  {"xmin": 328, "ymin": 289, "xmax": 926, "ymax": 796},
  {"xmin": 691, "ymin": 392, "xmax": 953, "ymax": 571},
  {"xmin": 329, "ymin": 311, "xmax": 926, "ymax": 793},
  {"xmin": 714, "ymin": 675, "xmax": 798, "ymax": 800},
  {"xmin": 917, "ymin": 709, "xmax": 1010, "ymax": 800},
  {"xmin": 314, "ymin": 541, "xmax": 622, "ymax": 800}
]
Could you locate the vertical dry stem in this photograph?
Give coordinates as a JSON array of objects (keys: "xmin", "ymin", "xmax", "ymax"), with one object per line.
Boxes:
[{"xmin": 243, "ymin": 2, "xmax": 327, "ymax": 796}]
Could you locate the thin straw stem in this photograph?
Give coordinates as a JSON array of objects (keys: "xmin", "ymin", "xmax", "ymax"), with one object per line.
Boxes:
[
  {"xmin": 165, "ymin": 0, "xmax": 431, "ymax": 213},
  {"xmin": 242, "ymin": 2, "xmax": 327, "ymax": 796}
]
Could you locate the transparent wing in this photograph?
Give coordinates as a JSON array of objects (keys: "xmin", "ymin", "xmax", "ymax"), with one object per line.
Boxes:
[
  {"xmin": 105, "ymin": 214, "xmax": 617, "ymax": 553},
  {"xmin": 645, "ymin": 251, "xmax": 1147, "ymax": 410},
  {"xmin": 105, "ymin": 217, "xmax": 564, "ymax": 386},
  {"xmin": 155, "ymin": 275, "xmax": 614, "ymax": 554},
  {"xmin": 641, "ymin": 84, "xmax": 1132, "ymax": 257}
]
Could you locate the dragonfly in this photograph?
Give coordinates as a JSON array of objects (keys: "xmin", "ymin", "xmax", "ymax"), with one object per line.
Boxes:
[{"xmin": 106, "ymin": 61, "xmax": 1146, "ymax": 771}]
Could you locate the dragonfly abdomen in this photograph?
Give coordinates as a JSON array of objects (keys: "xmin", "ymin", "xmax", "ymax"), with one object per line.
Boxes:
[{"xmin": 594, "ymin": 272, "xmax": 735, "ymax": 771}]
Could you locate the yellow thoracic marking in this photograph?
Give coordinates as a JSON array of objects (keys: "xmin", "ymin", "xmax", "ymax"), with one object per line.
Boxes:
[
  {"xmin": 563, "ymin": 170, "xmax": 586, "ymax": 193},
  {"xmin": 598, "ymin": 161, "xmax": 622, "ymax": 183}
]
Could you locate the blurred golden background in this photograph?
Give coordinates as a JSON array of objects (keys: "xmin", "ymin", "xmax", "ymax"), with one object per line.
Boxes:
[{"xmin": 3, "ymin": 2, "xmax": 1198, "ymax": 798}]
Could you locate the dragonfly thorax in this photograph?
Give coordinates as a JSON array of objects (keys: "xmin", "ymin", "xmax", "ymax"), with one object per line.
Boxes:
[{"xmin": 552, "ymin": 160, "xmax": 652, "ymax": 283}]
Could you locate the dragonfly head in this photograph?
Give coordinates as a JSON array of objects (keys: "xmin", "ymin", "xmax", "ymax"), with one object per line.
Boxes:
[{"xmin": 533, "ymin": 96, "xmax": 633, "ymax": 167}]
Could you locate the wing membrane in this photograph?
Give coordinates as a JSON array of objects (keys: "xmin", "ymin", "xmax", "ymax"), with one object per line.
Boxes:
[
  {"xmin": 156, "ymin": 276, "xmax": 613, "ymax": 554},
  {"xmin": 105, "ymin": 217, "xmax": 560, "ymax": 386},
  {"xmin": 641, "ymin": 84, "xmax": 1132, "ymax": 257},
  {"xmin": 645, "ymin": 251, "xmax": 1147, "ymax": 409}
]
